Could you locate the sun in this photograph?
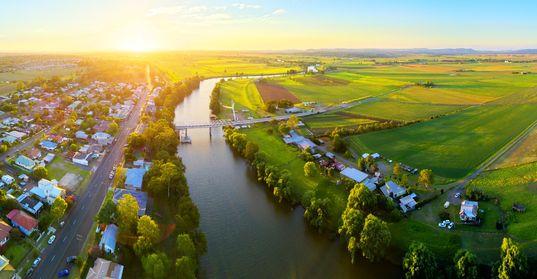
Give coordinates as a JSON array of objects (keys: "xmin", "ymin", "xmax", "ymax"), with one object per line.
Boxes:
[
  {"xmin": 119, "ymin": 38, "xmax": 155, "ymax": 52},
  {"xmin": 114, "ymin": 22, "xmax": 159, "ymax": 52}
]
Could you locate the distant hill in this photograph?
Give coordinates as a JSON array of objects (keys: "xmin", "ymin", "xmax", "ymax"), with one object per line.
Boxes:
[{"xmin": 270, "ymin": 48, "xmax": 537, "ymax": 57}]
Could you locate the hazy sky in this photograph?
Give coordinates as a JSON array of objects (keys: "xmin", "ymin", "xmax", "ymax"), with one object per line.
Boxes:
[{"xmin": 1, "ymin": 0, "xmax": 537, "ymax": 52}]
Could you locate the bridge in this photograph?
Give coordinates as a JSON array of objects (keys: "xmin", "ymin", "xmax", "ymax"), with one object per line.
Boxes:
[{"xmin": 174, "ymin": 110, "xmax": 325, "ymax": 130}]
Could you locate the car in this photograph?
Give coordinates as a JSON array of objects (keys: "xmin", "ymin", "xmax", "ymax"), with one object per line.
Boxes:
[
  {"xmin": 25, "ymin": 267, "xmax": 34, "ymax": 277},
  {"xmin": 454, "ymin": 193, "xmax": 461, "ymax": 198},
  {"xmin": 66, "ymin": 256, "xmax": 77, "ymax": 264},
  {"xmin": 32, "ymin": 257, "xmax": 41, "ymax": 268},
  {"xmin": 438, "ymin": 222, "xmax": 446, "ymax": 228},
  {"xmin": 48, "ymin": 235, "xmax": 56, "ymax": 245},
  {"xmin": 59, "ymin": 221, "xmax": 65, "ymax": 227},
  {"xmin": 109, "ymin": 172, "xmax": 114, "ymax": 180},
  {"xmin": 58, "ymin": 268, "xmax": 70, "ymax": 277}
]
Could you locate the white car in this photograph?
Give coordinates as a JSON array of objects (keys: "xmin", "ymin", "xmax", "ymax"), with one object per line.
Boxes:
[
  {"xmin": 48, "ymin": 235, "xmax": 56, "ymax": 245},
  {"xmin": 438, "ymin": 222, "xmax": 447, "ymax": 228},
  {"xmin": 455, "ymin": 193, "xmax": 461, "ymax": 198}
]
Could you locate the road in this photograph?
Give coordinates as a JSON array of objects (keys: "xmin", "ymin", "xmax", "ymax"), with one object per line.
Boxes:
[{"xmin": 30, "ymin": 88, "xmax": 148, "ymax": 278}]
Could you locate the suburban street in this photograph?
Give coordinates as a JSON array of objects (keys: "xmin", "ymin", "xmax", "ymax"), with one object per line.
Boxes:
[{"xmin": 30, "ymin": 87, "xmax": 149, "ymax": 279}]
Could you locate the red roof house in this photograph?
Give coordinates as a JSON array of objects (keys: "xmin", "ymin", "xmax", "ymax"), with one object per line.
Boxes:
[{"xmin": 7, "ymin": 209, "xmax": 38, "ymax": 236}]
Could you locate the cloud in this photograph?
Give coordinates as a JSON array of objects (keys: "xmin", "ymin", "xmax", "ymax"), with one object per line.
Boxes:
[
  {"xmin": 271, "ymin": 9, "xmax": 287, "ymax": 16},
  {"xmin": 232, "ymin": 3, "xmax": 262, "ymax": 10}
]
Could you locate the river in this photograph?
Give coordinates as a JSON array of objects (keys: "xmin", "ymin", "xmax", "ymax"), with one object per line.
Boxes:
[{"xmin": 174, "ymin": 78, "xmax": 401, "ymax": 278}]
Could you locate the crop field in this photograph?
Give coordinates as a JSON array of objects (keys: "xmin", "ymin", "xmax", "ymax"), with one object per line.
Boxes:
[
  {"xmin": 347, "ymin": 104, "xmax": 537, "ymax": 179},
  {"xmin": 267, "ymin": 72, "xmax": 405, "ymax": 104},
  {"xmin": 493, "ymin": 126, "xmax": 537, "ymax": 169},
  {"xmin": 148, "ymin": 52, "xmax": 301, "ymax": 81},
  {"xmin": 344, "ymin": 99, "xmax": 465, "ymax": 122},
  {"xmin": 255, "ymin": 81, "xmax": 300, "ymax": 103},
  {"xmin": 0, "ymin": 67, "xmax": 78, "ymax": 82},
  {"xmin": 304, "ymin": 112, "xmax": 378, "ymax": 130},
  {"xmin": 467, "ymin": 162, "xmax": 537, "ymax": 256},
  {"xmin": 219, "ymin": 78, "xmax": 269, "ymax": 118}
]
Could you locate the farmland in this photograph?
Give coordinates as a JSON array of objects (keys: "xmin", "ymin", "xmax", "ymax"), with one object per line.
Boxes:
[
  {"xmin": 218, "ymin": 78, "xmax": 269, "ymax": 118},
  {"xmin": 347, "ymin": 104, "xmax": 537, "ymax": 179}
]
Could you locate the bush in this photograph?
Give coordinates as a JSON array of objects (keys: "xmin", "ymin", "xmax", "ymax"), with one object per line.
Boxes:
[
  {"xmin": 439, "ymin": 211, "xmax": 450, "ymax": 221},
  {"xmin": 466, "ymin": 186, "xmax": 486, "ymax": 201}
]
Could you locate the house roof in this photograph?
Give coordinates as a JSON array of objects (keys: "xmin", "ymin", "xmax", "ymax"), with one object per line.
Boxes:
[
  {"xmin": 99, "ymin": 224, "xmax": 118, "ymax": 252},
  {"xmin": 86, "ymin": 258, "xmax": 124, "ymax": 279},
  {"xmin": 40, "ymin": 140, "xmax": 58, "ymax": 149},
  {"xmin": 381, "ymin": 181, "xmax": 406, "ymax": 197},
  {"xmin": 460, "ymin": 200, "xmax": 478, "ymax": 218},
  {"xmin": 15, "ymin": 155, "xmax": 36, "ymax": 169},
  {"xmin": 125, "ymin": 168, "xmax": 147, "ymax": 190},
  {"xmin": 0, "ymin": 220, "xmax": 12, "ymax": 240},
  {"xmin": 113, "ymin": 189, "xmax": 148, "ymax": 216},
  {"xmin": 340, "ymin": 167, "xmax": 368, "ymax": 183},
  {"xmin": 7, "ymin": 209, "xmax": 38, "ymax": 232}
]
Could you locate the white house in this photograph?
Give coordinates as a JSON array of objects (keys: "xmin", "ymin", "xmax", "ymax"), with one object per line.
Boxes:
[
  {"xmin": 380, "ymin": 181, "xmax": 407, "ymax": 198},
  {"xmin": 75, "ymin": 131, "xmax": 88, "ymax": 140},
  {"xmin": 92, "ymin": 132, "xmax": 113, "ymax": 145},
  {"xmin": 459, "ymin": 200, "xmax": 479, "ymax": 222},
  {"xmin": 29, "ymin": 179, "xmax": 64, "ymax": 205},
  {"xmin": 399, "ymin": 193, "xmax": 418, "ymax": 213},
  {"xmin": 1, "ymin": 175, "xmax": 15, "ymax": 185},
  {"xmin": 73, "ymin": 151, "xmax": 92, "ymax": 166}
]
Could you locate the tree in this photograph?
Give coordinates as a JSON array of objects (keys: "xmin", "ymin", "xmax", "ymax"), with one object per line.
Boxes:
[
  {"xmin": 117, "ymin": 194, "xmax": 139, "ymax": 234},
  {"xmin": 347, "ymin": 184, "xmax": 377, "ymax": 213},
  {"xmin": 50, "ymin": 197, "xmax": 68, "ymax": 222},
  {"xmin": 177, "ymin": 234, "xmax": 196, "ymax": 258},
  {"xmin": 359, "ymin": 214, "xmax": 391, "ymax": 262},
  {"xmin": 331, "ymin": 134, "xmax": 346, "ymax": 152},
  {"xmin": 418, "ymin": 169, "xmax": 434, "ymax": 188},
  {"xmin": 287, "ymin": 114, "xmax": 299, "ymax": 129},
  {"xmin": 453, "ymin": 249, "xmax": 478, "ymax": 279},
  {"xmin": 32, "ymin": 166, "xmax": 49, "ymax": 180},
  {"xmin": 244, "ymin": 142, "xmax": 259, "ymax": 161},
  {"xmin": 403, "ymin": 242, "xmax": 437, "ymax": 279},
  {"xmin": 278, "ymin": 123, "xmax": 290, "ymax": 135},
  {"xmin": 138, "ymin": 215, "xmax": 160, "ymax": 244},
  {"xmin": 107, "ymin": 121, "xmax": 120, "ymax": 135},
  {"xmin": 357, "ymin": 158, "xmax": 366, "ymax": 171},
  {"xmin": 96, "ymin": 197, "xmax": 117, "ymax": 224},
  {"xmin": 339, "ymin": 207, "xmax": 364, "ymax": 236},
  {"xmin": 142, "ymin": 253, "xmax": 169, "ymax": 279},
  {"xmin": 347, "ymin": 236, "xmax": 359, "ymax": 264},
  {"xmin": 393, "ymin": 163, "xmax": 402, "ymax": 178},
  {"xmin": 175, "ymin": 256, "xmax": 196, "ymax": 279},
  {"xmin": 303, "ymin": 161, "xmax": 317, "ymax": 177},
  {"xmin": 498, "ymin": 238, "xmax": 527, "ymax": 279}
]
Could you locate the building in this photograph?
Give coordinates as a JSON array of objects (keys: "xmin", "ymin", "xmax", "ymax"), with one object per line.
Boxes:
[
  {"xmin": 30, "ymin": 179, "xmax": 64, "ymax": 205},
  {"xmin": 340, "ymin": 167, "xmax": 369, "ymax": 184},
  {"xmin": 380, "ymin": 181, "xmax": 407, "ymax": 199},
  {"xmin": 73, "ymin": 151, "xmax": 92, "ymax": 166},
  {"xmin": 43, "ymin": 153, "xmax": 55, "ymax": 164},
  {"xmin": 0, "ymin": 221, "xmax": 12, "ymax": 247},
  {"xmin": 0, "ymin": 255, "xmax": 9, "ymax": 272},
  {"xmin": 39, "ymin": 140, "xmax": 58, "ymax": 151},
  {"xmin": 1, "ymin": 175, "xmax": 14, "ymax": 185},
  {"xmin": 363, "ymin": 177, "xmax": 378, "ymax": 191},
  {"xmin": 1, "ymin": 135, "xmax": 17, "ymax": 144},
  {"xmin": 459, "ymin": 200, "xmax": 479, "ymax": 222},
  {"xmin": 282, "ymin": 130, "xmax": 317, "ymax": 152},
  {"xmin": 399, "ymin": 193, "xmax": 418, "ymax": 213},
  {"xmin": 92, "ymin": 132, "xmax": 113, "ymax": 145},
  {"xmin": 15, "ymin": 155, "xmax": 36, "ymax": 171},
  {"xmin": 284, "ymin": 107, "xmax": 302, "ymax": 114},
  {"xmin": 26, "ymin": 148, "xmax": 42, "ymax": 160},
  {"xmin": 99, "ymin": 224, "xmax": 118, "ymax": 254},
  {"xmin": 113, "ymin": 189, "xmax": 148, "ymax": 216},
  {"xmin": 75, "ymin": 131, "xmax": 89, "ymax": 140},
  {"xmin": 17, "ymin": 193, "xmax": 44, "ymax": 215},
  {"xmin": 124, "ymin": 168, "xmax": 147, "ymax": 191},
  {"xmin": 93, "ymin": 121, "xmax": 111, "ymax": 133},
  {"xmin": 6, "ymin": 209, "xmax": 38, "ymax": 236},
  {"xmin": 7, "ymin": 131, "xmax": 26, "ymax": 140},
  {"xmin": 86, "ymin": 258, "xmax": 124, "ymax": 279}
]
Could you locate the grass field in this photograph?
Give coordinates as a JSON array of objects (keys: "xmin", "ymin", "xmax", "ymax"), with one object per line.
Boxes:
[
  {"xmin": 242, "ymin": 126, "xmax": 348, "ymax": 226},
  {"xmin": 347, "ymin": 104, "xmax": 537, "ymax": 179},
  {"xmin": 0, "ymin": 67, "xmax": 78, "ymax": 82},
  {"xmin": 304, "ymin": 113, "xmax": 378, "ymax": 130},
  {"xmin": 344, "ymin": 99, "xmax": 465, "ymax": 122},
  {"xmin": 467, "ymin": 162, "xmax": 537, "ymax": 252},
  {"xmin": 46, "ymin": 156, "xmax": 91, "ymax": 194},
  {"xmin": 219, "ymin": 78, "xmax": 270, "ymax": 118},
  {"xmin": 493, "ymin": 125, "xmax": 537, "ymax": 169}
]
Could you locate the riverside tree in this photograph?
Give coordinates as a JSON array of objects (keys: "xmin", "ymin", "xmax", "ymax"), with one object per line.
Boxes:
[
  {"xmin": 453, "ymin": 249, "xmax": 478, "ymax": 279},
  {"xmin": 497, "ymin": 237, "xmax": 527, "ymax": 279},
  {"xmin": 402, "ymin": 242, "xmax": 437, "ymax": 279},
  {"xmin": 347, "ymin": 184, "xmax": 377, "ymax": 213},
  {"xmin": 359, "ymin": 214, "xmax": 391, "ymax": 262}
]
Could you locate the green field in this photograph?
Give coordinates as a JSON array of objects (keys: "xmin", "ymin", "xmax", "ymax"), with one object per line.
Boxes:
[
  {"xmin": 242, "ymin": 126, "xmax": 347, "ymax": 224},
  {"xmin": 467, "ymin": 162, "xmax": 537, "ymax": 251},
  {"xmin": 0, "ymin": 67, "xmax": 78, "ymax": 82},
  {"xmin": 304, "ymin": 113, "xmax": 378, "ymax": 130},
  {"xmin": 219, "ymin": 78, "xmax": 269, "ymax": 118},
  {"xmin": 343, "ymin": 99, "xmax": 465, "ymax": 122},
  {"xmin": 347, "ymin": 104, "xmax": 537, "ymax": 179}
]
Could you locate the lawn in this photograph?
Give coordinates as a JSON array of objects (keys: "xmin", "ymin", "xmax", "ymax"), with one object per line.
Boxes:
[
  {"xmin": 4, "ymin": 240, "xmax": 34, "ymax": 268},
  {"xmin": 467, "ymin": 162, "xmax": 537, "ymax": 250},
  {"xmin": 243, "ymin": 126, "xmax": 348, "ymax": 226},
  {"xmin": 347, "ymin": 104, "xmax": 537, "ymax": 179},
  {"xmin": 46, "ymin": 156, "xmax": 91, "ymax": 194},
  {"xmin": 304, "ymin": 112, "xmax": 378, "ymax": 131}
]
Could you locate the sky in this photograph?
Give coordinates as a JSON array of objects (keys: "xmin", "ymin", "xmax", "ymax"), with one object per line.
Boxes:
[{"xmin": 1, "ymin": 0, "xmax": 537, "ymax": 52}]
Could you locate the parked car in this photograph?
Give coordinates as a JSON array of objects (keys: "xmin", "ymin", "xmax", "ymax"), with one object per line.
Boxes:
[
  {"xmin": 109, "ymin": 171, "xmax": 114, "ymax": 180},
  {"xmin": 25, "ymin": 267, "xmax": 34, "ymax": 277},
  {"xmin": 58, "ymin": 268, "xmax": 70, "ymax": 277},
  {"xmin": 66, "ymin": 256, "xmax": 77, "ymax": 264},
  {"xmin": 32, "ymin": 257, "xmax": 41, "ymax": 268},
  {"xmin": 48, "ymin": 235, "xmax": 56, "ymax": 245},
  {"xmin": 455, "ymin": 193, "xmax": 461, "ymax": 198}
]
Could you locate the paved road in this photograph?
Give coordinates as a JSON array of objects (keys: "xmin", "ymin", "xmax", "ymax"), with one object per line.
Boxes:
[{"xmin": 30, "ymin": 89, "xmax": 148, "ymax": 279}]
